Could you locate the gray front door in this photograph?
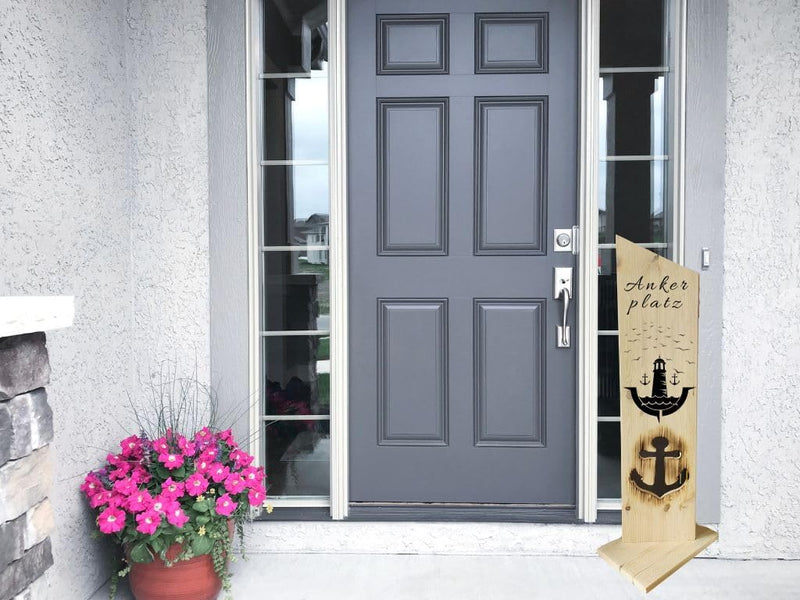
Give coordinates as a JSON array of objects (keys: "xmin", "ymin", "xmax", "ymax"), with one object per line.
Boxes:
[{"xmin": 348, "ymin": 0, "xmax": 578, "ymax": 506}]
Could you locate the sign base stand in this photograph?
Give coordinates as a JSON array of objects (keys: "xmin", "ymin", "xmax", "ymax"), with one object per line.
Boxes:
[{"xmin": 598, "ymin": 525, "xmax": 718, "ymax": 593}]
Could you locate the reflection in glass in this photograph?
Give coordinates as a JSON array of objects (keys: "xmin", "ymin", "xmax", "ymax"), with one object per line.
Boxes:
[
  {"xmin": 265, "ymin": 420, "xmax": 330, "ymax": 496},
  {"xmin": 263, "ymin": 252, "xmax": 329, "ymax": 332},
  {"xmin": 598, "ymin": 336, "xmax": 620, "ymax": 417},
  {"xmin": 598, "ymin": 422, "xmax": 621, "ymax": 498},
  {"xmin": 600, "ymin": 73, "xmax": 666, "ymax": 157},
  {"xmin": 263, "ymin": 165, "xmax": 329, "ymax": 247},
  {"xmin": 263, "ymin": 337, "xmax": 330, "ymax": 415},
  {"xmin": 264, "ymin": 67, "xmax": 329, "ymax": 161},
  {"xmin": 264, "ymin": 0, "xmax": 328, "ymax": 74},
  {"xmin": 599, "ymin": 0, "xmax": 665, "ymax": 68},
  {"xmin": 598, "ymin": 161, "xmax": 667, "ymax": 244}
]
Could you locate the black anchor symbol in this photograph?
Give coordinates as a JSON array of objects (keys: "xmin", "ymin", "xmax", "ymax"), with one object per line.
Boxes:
[{"xmin": 630, "ymin": 436, "xmax": 688, "ymax": 498}]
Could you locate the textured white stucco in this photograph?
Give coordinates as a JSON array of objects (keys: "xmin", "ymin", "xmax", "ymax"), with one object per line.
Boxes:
[
  {"xmin": 719, "ymin": 0, "xmax": 800, "ymax": 559},
  {"xmin": 0, "ymin": 0, "xmax": 209, "ymax": 597}
]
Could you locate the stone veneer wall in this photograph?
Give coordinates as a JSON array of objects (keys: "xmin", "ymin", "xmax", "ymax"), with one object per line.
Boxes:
[{"xmin": 0, "ymin": 333, "xmax": 56, "ymax": 599}]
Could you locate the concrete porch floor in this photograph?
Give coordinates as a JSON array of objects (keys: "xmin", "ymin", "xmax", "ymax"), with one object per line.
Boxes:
[{"xmin": 89, "ymin": 554, "xmax": 800, "ymax": 599}]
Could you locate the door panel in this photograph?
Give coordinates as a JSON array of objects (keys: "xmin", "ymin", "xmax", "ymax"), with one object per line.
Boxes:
[{"xmin": 349, "ymin": 0, "xmax": 578, "ymax": 505}]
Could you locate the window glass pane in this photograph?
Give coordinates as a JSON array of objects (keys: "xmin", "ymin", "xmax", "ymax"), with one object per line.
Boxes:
[
  {"xmin": 598, "ymin": 160, "xmax": 668, "ymax": 244},
  {"xmin": 265, "ymin": 420, "xmax": 330, "ymax": 496},
  {"xmin": 600, "ymin": 73, "xmax": 667, "ymax": 157},
  {"xmin": 599, "ymin": 0, "xmax": 665, "ymax": 68},
  {"xmin": 263, "ymin": 252, "xmax": 329, "ymax": 332},
  {"xmin": 263, "ymin": 337, "xmax": 330, "ymax": 415},
  {"xmin": 263, "ymin": 165, "xmax": 329, "ymax": 247},
  {"xmin": 598, "ymin": 336, "xmax": 620, "ymax": 417},
  {"xmin": 264, "ymin": 0, "xmax": 328, "ymax": 74},
  {"xmin": 264, "ymin": 67, "xmax": 329, "ymax": 161},
  {"xmin": 598, "ymin": 422, "xmax": 621, "ymax": 498}
]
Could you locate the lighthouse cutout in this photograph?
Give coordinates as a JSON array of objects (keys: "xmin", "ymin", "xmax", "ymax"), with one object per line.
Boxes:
[{"xmin": 625, "ymin": 356, "xmax": 693, "ymax": 422}]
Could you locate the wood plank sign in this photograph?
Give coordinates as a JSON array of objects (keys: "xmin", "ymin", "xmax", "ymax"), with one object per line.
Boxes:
[{"xmin": 599, "ymin": 236, "xmax": 717, "ymax": 592}]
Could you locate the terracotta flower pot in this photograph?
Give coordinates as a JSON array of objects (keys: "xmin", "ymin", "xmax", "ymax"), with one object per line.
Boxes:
[{"xmin": 128, "ymin": 543, "xmax": 222, "ymax": 600}]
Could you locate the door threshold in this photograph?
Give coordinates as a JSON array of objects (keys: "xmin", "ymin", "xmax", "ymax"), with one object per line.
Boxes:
[{"xmin": 348, "ymin": 503, "xmax": 578, "ymax": 523}]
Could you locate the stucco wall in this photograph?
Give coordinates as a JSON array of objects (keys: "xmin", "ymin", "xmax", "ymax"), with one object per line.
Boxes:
[
  {"xmin": 719, "ymin": 0, "xmax": 800, "ymax": 559},
  {"xmin": 0, "ymin": 0, "xmax": 209, "ymax": 597}
]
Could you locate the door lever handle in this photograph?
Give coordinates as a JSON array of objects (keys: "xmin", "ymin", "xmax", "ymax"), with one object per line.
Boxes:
[{"xmin": 554, "ymin": 267, "xmax": 573, "ymax": 348}]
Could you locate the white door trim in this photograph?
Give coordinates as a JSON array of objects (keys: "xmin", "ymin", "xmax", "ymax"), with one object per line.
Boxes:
[{"xmin": 577, "ymin": 0, "xmax": 600, "ymax": 523}]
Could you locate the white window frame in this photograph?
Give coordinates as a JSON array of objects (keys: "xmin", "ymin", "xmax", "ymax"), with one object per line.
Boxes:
[{"xmin": 246, "ymin": 0, "xmax": 687, "ymax": 523}]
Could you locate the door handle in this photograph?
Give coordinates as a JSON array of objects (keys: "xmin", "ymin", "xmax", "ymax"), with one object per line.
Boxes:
[{"xmin": 554, "ymin": 267, "xmax": 573, "ymax": 348}]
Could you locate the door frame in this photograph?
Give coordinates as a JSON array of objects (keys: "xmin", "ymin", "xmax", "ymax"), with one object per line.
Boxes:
[{"xmin": 246, "ymin": 0, "xmax": 607, "ymax": 522}]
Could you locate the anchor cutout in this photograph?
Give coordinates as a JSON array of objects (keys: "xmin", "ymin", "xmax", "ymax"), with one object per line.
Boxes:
[{"xmin": 630, "ymin": 436, "xmax": 688, "ymax": 499}]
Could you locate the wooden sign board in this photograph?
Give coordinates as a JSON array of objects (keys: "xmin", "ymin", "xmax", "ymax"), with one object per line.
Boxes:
[{"xmin": 598, "ymin": 237, "xmax": 717, "ymax": 592}]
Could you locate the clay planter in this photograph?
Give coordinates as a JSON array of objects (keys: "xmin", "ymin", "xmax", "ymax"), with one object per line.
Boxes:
[{"xmin": 128, "ymin": 543, "xmax": 222, "ymax": 600}]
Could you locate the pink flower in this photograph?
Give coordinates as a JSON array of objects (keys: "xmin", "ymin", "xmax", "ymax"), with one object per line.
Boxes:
[
  {"xmin": 152, "ymin": 437, "xmax": 170, "ymax": 454},
  {"xmin": 107, "ymin": 492, "xmax": 126, "ymax": 508},
  {"xmin": 149, "ymin": 494, "xmax": 169, "ymax": 514},
  {"xmin": 223, "ymin": 472, "xmax": 246, "ymax": 494},
  {"xmin": 185, "ymin": 473, "xmax": 209, "ymax": 497},
  {"xmin": 112, "ymin": 477, "xmax": 138, "ymax": 496},
  {"xmin": 230, "ymin": 449, "xmax": 254, "ymax": 469},
  {"xmin": 199, "ymin": 447, "xmax": 218, "ymax": 463},
  {"xmin": 165, "ymin": 503, "xmax": 189, "ymax": 528},
  {"xmin": 217, "ymin": 429, "xmax": 234, "ymax": 444},
  {"xmin": 119, "ymin": 435, "xmax": 143, "ymax": 458},
  {"xmin": 158, "ymin": 452, "xmax": 184, "ymax": 470},
  {"xmin": 194, "ymin": 427, "xmax": 213, "ymax": 443},
  {"xmin": 178, "ymin": 435, "xmax": 196, "ymax": 456},
  {"xmin": 130, "ymin": 466, "xmax": 151, "ymax": 485},
  {"xmin": 90, "ymin": 490, "xmax": 113, "ymax": 509},
  {"xmin": 98, "ymin": 506, "xmax": 126, "ymax": 534},
  {"xmin": 241, "ymin": 466, "xmax": 264, "ymax": 488},
  {"xmin": 208, "ymin": 463, "xmax": 230, "ymax": 484},
  {"xmin": 195, "ymin": 458, "xmax": 212, "ymax": 474},
  {"xmin": 127, "ymin": 490, "xmax": 153, "ymax": 513},
  {"xmin": 81, "ymin": 474, "xmax": 103, "ymax": 498},
  {"xmin": 247, "ymin": 487, "xmax": 266, "ymax": 507},
  {"xmin": 108, "ymin": 461, "xmax": 132, "ymax": 481},
  {"xmin": 161, "ymin": 478, "xmax": 185, "ymax": 499},
  {"xmin": 135, "ymin": 510, "xmax": 161, "ymax": 535},
  {"xmin": 215, "ymin": 494, "xmax": 237, "ymax": 517}
]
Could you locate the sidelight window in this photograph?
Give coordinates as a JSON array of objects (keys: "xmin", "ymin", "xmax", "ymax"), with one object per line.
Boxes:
[
  {"xmin": 596, "ymin": 0, "xmax": 684, "ymax": 506},
  {"xmin": 257, "ymin": 0, "xmax": 332, "ymax": 505}
]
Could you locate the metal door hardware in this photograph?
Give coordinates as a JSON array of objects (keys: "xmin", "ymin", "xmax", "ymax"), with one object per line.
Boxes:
[
  {"xmin": 554, "ymin": 267, "xmax": 573, "ymax": 348},
  {"xmin": 553, "ymin": 226, "xmax": 579, "ymax": 254}
]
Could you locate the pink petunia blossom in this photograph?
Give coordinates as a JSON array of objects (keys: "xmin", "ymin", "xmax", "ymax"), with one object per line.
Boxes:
[
  {"xmin": 90, "ymin": 490, "xmax": 113, "ymax": 509},
  {"xmin": 161, "ymin": 477, "xmax": 185, "ymax": 499},
  {"xmin": 185, "ymin": 473, "xmax": 209, "ymax": 497},
  {"xmin": 107, "ymin": 492, "xmax": 126, "ymax": 508},
  {"xmin": 81, "ymin": 474, "xmax": 103, "ymax": 498},
  {"xmin": 247, "ymin": 487, "xmax": 266, "ymax": 507},
  {"xmin": 119, "ymin": 435, "xmax": 143, "ymax": 458},
  {"xmin": 215, "ymin": 494, "xmax": 238, "ymax": 517},
  {"xmin": 194, "ymin": 427, "xmax": 213, "ymax": 442},
  {"xmin": 195, "ymin": 459, "xmax": 212, "ymax": 474},
  {"xmin": 130, "ymin": 466, "xmax": 151, "ymax": 485},
  {"xmin": 241, "ymin": 466, "xmax": 265, "ymax": 487},
  {"xmin": 165, "ymin": 502, "xmax": 189, "ymax": 528},
  {"xmin": 223, "ymin": 472, "xmax": 247, "ymax": 494},
  {"xmin": 208, "ymin": 463, "xmax": 230, "ymax": 484},
  {"xmin": 177, "ymin": 435, "xmax": 197, "ymax": 456},
  {"xmin": 135, "ymin": 510, "xmax": 161, "ymax": 535},
  {"xmin": 97, "ymin": 506, "xmax": 127, "ymax": 534},
  {"xmin": 152, "ymin": 437, "xmax": 170, "ymax": 454},
  {"xmin": 149, "ymin": 494, "xmax": 170, "ymax": 514},
  {"xmin": 230, "ymin": 449, "xmax": 254, "ymax": 469},
  {"xmin": 158, "ymin": 452, "xmax": 184, "ymax": 470},
  {"xmin": 112, "ymin": 477, "xmax": 138, "ymax": 496},
  {"xmin": 217, "ymin": 429, "xmax": 234, "ymax": 444},
  {"xmin": 108, "ymin": 461, "xmax": 133, "ymax": 481},
  {"xmin": 127, "ymin": 490, "xmax": 153, "ymax": 513},
  {"xmin": 199, "ymin": 447, "xmax": 218, "ymax": 463}
]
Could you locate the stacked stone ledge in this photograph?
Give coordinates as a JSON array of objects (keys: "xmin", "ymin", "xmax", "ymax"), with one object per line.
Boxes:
[{"xmin": 0, "ymin": 333, "xmax": 54, "ymax": 600}]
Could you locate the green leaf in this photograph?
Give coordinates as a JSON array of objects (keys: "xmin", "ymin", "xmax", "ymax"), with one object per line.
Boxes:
[
  {"xmin": 193, "ymin": 501, "xmax": 209, "ymax": 512},
  {"xmin": 196, "ymin": 515, "xmax": 210, "ymax": 525},
  {"xmin": 130, "ymin": 542, "xmax": 154, "ymax": 563},
  {"xmin": 173, "ymin": 466, "xmax": 186, "ymax": 479},
  {"xmin": 150, "ymin": 537, "xmax": 165, "ymax": 554},
  {"xmin": 192, "ymin": 535, "xmax": 213, "ymax": 555}
]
